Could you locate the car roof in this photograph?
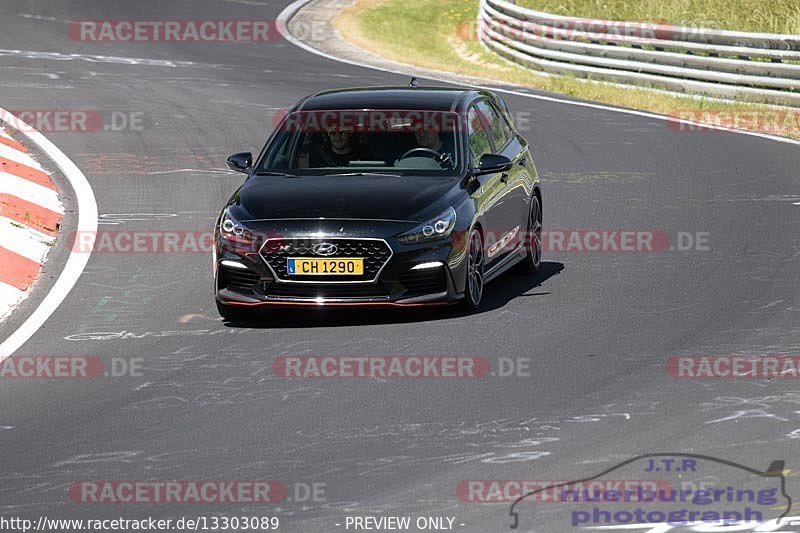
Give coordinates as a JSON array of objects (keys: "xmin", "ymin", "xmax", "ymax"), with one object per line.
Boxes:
[{"xmin": 296, "ymin": 86, "xmax": 479, "ymax": 112}]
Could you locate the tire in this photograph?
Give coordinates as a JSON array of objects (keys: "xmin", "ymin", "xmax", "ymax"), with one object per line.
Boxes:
[
  {"xmin": 216, "ymin": 300, "xmax": 251, "ymax": 321},
  {"xmin": 518, "ymin": 194, "xmax": 542, "ymax": 274},
  {"xmin": 461, "ymin": 228, "xmax": 485, "ymax": 312}
]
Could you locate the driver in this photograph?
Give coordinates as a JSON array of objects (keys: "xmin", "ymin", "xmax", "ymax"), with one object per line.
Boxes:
[
  {"xmin": 299, "ymin": 127, "xmax": 375, "ymax": 168},
  {"xmin": 413, "ymin": 124, "xmax": 455, "ymax": 167}
]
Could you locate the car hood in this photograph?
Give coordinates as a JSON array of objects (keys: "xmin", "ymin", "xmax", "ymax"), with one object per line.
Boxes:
[{"xmin": 229, "ymin": 174, "xmax": 461, "ymax": 223}]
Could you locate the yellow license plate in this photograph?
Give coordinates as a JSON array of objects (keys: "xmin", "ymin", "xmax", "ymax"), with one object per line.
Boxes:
[{"xmin": 287, "ymin": 258, "xmax": 364, "ymax": 276}]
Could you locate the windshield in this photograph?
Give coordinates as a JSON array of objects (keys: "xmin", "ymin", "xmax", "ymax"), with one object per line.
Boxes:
[{"xmin": 259, "ymin": 109, "xmax": 461, "ymax": 176}]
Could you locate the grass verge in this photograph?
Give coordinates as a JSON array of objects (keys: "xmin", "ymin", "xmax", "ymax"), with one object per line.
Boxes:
[{"xmin": 517, "ymin": 0, "xmax": 800, "ymax": 35}]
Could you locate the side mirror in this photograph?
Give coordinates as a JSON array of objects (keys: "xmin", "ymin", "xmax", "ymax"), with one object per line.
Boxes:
[
  {"xmin": 226, "ymin": 152, "xmax": 252, "ymax": 173},
  {"xmin": 475, "ymin": 153, "xmax": 513, "ymax": 175}
]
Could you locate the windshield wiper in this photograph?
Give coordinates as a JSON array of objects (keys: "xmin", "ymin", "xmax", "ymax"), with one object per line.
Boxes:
[
  {"xmin": 329, "ymin": 171, "xmax": 403, "ymax": 177},
  {"xmin": 255, "ymin": 171, "xmax": 298, "ymax": 177}
]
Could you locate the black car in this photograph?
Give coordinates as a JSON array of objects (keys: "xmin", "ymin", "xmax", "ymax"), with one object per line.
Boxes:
[{"xmin": 214, "ymin": 84, "xmax": 541, "ymax": 319}]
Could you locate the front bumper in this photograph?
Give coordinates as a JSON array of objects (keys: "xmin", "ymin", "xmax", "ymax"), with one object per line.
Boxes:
[{"xmin": 214, "ymin": 228, "xmax": 466, "ymax": 308}]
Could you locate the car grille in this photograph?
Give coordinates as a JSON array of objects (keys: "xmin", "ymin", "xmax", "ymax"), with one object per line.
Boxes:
[
  {"xmin": 265, "ymin": 282, "xmax": 390, "ymax": 299},
  {"xmin": 219, "ymin": 265, "xmax": 262, "ymax": 294},
  {"xmin": 399, "ymin": 268, "xmax": 446, "ymax": 296},
  {"xmin": 261, "ymin": 238, "xmax": 392, "ymax": 282}
]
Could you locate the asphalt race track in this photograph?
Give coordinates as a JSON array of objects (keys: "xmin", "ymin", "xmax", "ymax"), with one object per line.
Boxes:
[{"xmin": 0, "ymin": 1, "xmax": 799, "ymax": 532}]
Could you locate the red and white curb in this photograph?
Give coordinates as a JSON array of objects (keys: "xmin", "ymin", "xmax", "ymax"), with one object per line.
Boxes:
[
  {"xmin": 0, "ymin": 108, "xmax": 97, "ymax": 360},
  {"xmin": 0, "ymin": 127, "xmax": 64, "ymax": 320}
]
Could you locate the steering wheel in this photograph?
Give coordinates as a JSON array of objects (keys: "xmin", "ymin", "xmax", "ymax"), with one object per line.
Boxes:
[{"xmin": 400, "ymin": 147, "xmax": 441, "ymax": 160}]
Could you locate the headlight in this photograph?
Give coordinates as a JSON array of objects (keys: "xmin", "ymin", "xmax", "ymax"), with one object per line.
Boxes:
[
  {"xmin": 397, "ymin": 207, "xmax": 457, "ymax": 244},
  {"xmin": 218, "ymin": 210, "xmax": 259, "ymax": 251}
]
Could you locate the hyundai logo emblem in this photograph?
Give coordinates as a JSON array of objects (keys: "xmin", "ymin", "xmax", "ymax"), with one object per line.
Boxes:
[{"xmin": 312, "ymin": 242, "xmax": 338, "ymax": 256}]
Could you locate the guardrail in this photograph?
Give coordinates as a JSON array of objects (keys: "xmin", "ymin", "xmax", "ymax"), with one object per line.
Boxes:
[{"xmin": 478, "ymin": 0, "xmax": 800, "ymax": 106}]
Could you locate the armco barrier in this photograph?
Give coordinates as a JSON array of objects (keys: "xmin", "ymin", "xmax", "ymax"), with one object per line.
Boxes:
[{"xmin": 479, "ymin": 0, "xmax": 800, "ymax": 106}]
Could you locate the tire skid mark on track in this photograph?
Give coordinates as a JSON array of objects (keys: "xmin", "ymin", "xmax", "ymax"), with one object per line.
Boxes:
[
  {"xmin": 62, "ymin": 328, "xmax": 249, "ymax": 341},
  {"xmin": 0, "ymin": 48, "xmax": 217, "ymax": 68}
]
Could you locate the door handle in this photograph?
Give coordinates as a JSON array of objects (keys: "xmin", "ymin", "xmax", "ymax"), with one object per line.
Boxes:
[
  {"xmin": 500, "ymin": 173, "xmax": 509, "ymax": 183},
  {"xmin": 518, "ymin": 156, "xmax": 526, "ymax": 166}
]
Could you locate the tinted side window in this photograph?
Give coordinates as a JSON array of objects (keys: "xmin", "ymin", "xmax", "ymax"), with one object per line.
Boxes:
[
  {"xmin": 261, "ymin": 131, "xmax": 295, "ymax": 169},
  {"xmin": 476, "ymin": 100, "xmax": 512, "ymax": 150},
  {"xmin": 467, "ymin": 106, "xmax": 493, "ymax": 166}
]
